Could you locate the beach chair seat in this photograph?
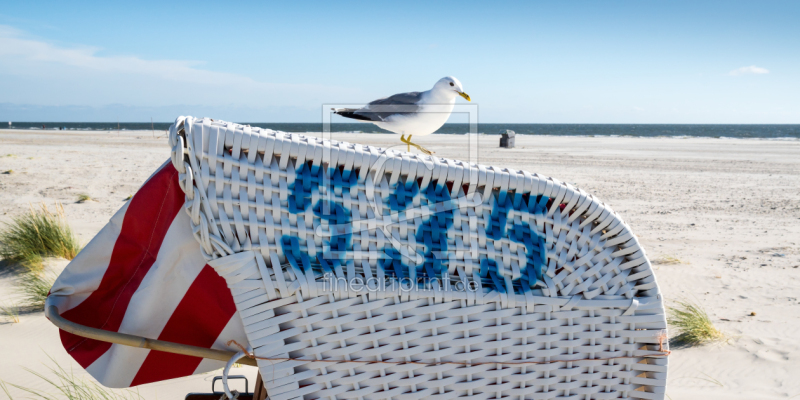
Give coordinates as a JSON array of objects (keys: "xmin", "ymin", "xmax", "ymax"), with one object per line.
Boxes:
[{"xmin": 170, "ymin": 116, "xmax": 668, "ymax": 400}]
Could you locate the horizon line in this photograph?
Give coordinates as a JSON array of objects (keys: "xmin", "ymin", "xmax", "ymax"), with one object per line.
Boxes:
[{"xmin": 3, "ymin": 121, "xmax": 800, "ymax": 125}]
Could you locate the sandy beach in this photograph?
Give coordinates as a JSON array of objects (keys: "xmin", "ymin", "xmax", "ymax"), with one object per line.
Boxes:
[{"xmin": 1, "ymin": 128, "xmax": 799, "ymax": 399}]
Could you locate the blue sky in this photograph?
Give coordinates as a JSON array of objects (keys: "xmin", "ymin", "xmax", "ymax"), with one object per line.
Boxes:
[{"xmin": 1, "ymin": 1, "xmax": 798, "ymax": 123}]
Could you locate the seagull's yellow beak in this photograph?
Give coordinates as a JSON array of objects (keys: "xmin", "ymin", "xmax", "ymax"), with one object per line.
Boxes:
[{"xmin": 458, "ymin": 91, "xmax": 471, "ymax": 102}]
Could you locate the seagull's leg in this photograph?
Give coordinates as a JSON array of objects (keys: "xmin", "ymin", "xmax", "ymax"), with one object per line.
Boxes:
[
  {"xmin": 400, "ymin": 134, "xmax": 411, "ymax": 152},
  {"xmin": 406, "ymin": 135, "xmax": 434, "ymax": 155}
]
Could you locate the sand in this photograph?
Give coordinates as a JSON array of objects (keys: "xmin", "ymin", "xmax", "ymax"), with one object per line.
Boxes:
[{"xmin": 1, "ymin": 128, "xmax": 798, "ymax": 399}]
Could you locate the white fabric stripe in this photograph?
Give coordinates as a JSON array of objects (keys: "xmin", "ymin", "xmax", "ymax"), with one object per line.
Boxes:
[
  {"xmin": 46, "ymin": 201, "xmax": 130, "ymax": 314},
  {"xmin": 192, "ymin": 311, "xmax": 248, "ymax": 375},
  {"xmin": 118, "ymin": 210, "xmax": 207, "ymax": 340},
  {"xmin": 85, "ymin": 342, "xmax": 149, "ymax": 388}
]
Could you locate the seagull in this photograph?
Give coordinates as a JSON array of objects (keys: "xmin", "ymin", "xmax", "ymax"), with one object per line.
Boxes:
[{"xmin": 333, "ymin": 76, "xmax": 470, "ymax": 155}]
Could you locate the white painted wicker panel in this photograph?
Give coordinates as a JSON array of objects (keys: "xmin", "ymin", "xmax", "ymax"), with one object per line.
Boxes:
[{"xmin": 170, "ymin": 116, "xmax": 668, "ymax": 400}]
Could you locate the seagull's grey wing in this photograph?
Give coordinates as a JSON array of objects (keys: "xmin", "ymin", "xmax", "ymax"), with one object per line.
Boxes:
[
  {"xmin": 362, "ymin": 91, "xmax": 425, "ymax": 121},
  {"xmin": 368, "ymin": 91, "xmax": 424, "ymax": 108},
  {"xmin": 334, "ymin": 91, "xmax": 424, "ymax": 122}
]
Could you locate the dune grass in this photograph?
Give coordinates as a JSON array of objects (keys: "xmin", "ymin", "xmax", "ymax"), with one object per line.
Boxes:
[
  {"xmin": 668, "ymin": 299, "xmax": 725, "ymax": 347},
  {"xmin": 0, "ymin": 302, "xmax": 21, "ymax": 323},
  {"xmin": 77, "ymin": 193, "xmax": 93, "ymax": 203},
  {"xmin": 0, "ymin": 356, "xmax": 142, "ymax": 400},
  {"xmin": 19, "ymin": 270, "xmax": 57, "ymax": 311},
  {"xmin": 0, "ymin": 202, "xmax": 81, "ymax": 270},
  {"xmin": 0, "ymin": 203, "xmax": 79, "ymax": 310}
]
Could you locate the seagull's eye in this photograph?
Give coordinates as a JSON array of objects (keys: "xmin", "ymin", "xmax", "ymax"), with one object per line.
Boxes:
[{"xmin": 449, "ymin": 82, "xmax": 454, "ymax": 87}]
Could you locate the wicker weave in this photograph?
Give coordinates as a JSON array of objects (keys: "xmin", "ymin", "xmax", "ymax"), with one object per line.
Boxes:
[{"xmin": 169, "ymin": 116, "xmax": 668, "ymax": 400}]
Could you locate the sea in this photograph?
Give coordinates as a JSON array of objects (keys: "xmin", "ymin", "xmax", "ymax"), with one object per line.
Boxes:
[{"xmin": 3, "ymin": 122, "xmax": 799, "ymax": 139}]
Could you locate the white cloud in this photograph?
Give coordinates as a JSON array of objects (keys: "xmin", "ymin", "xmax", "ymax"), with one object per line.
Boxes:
[
  {"xmin": 0, "ymin": 26, "xmax": 245, "ymax": 85},
  {"xmin": 0, "ymin": 25, "xmax": 357, "ymax": 111},
  {"xmin": 728, "ymin": 65, "xmax": 770, "ymax": 76}
]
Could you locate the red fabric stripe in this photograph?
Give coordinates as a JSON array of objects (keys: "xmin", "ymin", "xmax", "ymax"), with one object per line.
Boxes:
[
  {"xmin": 130, "ymin": 265, "xmax": 236, "ymax": 386},
  {"xmin": 60, "ymin": 164, "xmax": 184, "ymax": 368}
]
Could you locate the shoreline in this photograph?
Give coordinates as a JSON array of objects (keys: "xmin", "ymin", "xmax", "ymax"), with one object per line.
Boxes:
[{"xmin": 1, "ymin": 128, "xmax": 799, "ymax": 141}]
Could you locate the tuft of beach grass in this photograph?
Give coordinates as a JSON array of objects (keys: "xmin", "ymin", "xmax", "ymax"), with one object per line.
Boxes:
[
  {"xmin": 0, "ymin": 356, "xmax": 143, "ymax": 400},
  {"xmin": 0, "ymin": 202, "xmax": 81, "ymax": 270},
  {"xmin": 0, "ymin": 302, "xmax": 21, "ymax": 323},
  {"xmin": 668, "ymin": 299, "xmax": 725, "ymax": 347},
  {"xmin": 3, "ymin": 170, "xmax": 13, "ymax": 174},
  {"xmin": 77, "ymin": 193, "xmax": 93, "ymax": 203},
  {"xmin": 124, "ymin": 195, "xmax": 133, "ymax": 201},
  {"xmin": 19, "ymin": 270, "xmax": 57, "ymax": 311}
]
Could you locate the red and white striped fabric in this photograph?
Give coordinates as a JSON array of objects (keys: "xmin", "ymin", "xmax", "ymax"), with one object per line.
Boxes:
[{"xmin": 46, "ymin": 161, "xmax": 248, "ymax": 388}]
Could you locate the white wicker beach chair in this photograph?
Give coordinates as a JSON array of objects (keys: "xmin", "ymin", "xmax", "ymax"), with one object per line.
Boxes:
[{"xmin": 169, "ymin": 116, "xmax": 668, "ymax": 400}]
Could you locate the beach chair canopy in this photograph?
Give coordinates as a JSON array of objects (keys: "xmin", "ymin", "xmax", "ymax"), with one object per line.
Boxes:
[{"xmin": 171, "ymin": 116, "xmax": 668, "ymax": 400}]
